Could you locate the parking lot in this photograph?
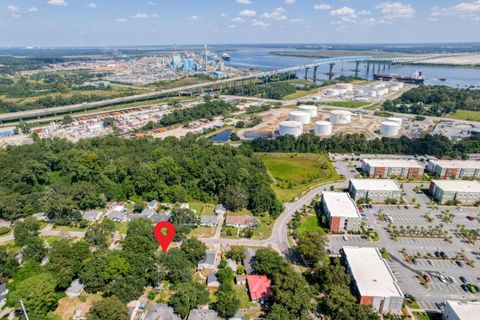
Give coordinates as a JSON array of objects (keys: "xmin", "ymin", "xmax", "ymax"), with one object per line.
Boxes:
[{"xmin": 328, "ymin": 191, "xmax": 480, "ymax": 311}]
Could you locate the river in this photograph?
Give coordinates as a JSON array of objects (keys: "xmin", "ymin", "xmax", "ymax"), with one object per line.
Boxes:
[{"xmin": 220, "ymin": 45, "xmax": 480, "ymax": 88}]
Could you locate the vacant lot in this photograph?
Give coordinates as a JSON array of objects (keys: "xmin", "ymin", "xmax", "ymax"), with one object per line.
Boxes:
[
  {"xmin": 258, "ymin": 153, "xmax": 339, "ymax": 202},
  {"xmin": 447, "ymin": 110, "xmax": 480, "ymax": 121},
  {"xmin": 322, "ymin": 101, "xmax": 370, "ymax": 108}
]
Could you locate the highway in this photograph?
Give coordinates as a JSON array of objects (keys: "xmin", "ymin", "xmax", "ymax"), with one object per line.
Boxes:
[{"xmin": 0, "ymin": 56, "xmax": 372, "ymax": 123}]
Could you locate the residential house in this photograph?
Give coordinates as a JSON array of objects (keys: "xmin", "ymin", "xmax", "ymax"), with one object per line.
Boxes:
[
  {"xmin": 150, "ymin": 214, "xmax": 170, "ymax": 224},
  {"xmin": 246, "ymin": 275, "xmax": 271, "ymax": 303},
  {"xmin": 82, "ymin": 210, "xmax": 103, "ymax": 222},
  {"xmin": 145, "ymin": 303, "xmax": 180, "ymax": 320},
  {"xmin": 214, "ymin": 204, "xmax": 227, "ymax": 215},
  {"xmin": 66, "ymin": 279, "xmax": 84, "ymax": 297},
  {"xmin": 32, "ymin": 212, "xmax": 48, "ymax": 222},
  {"xmin": 227, "ymin": 259, "xmax": 238, "ymax": 273},
  {"xmin": 235, "ymin": 275, "xmax": 247, "ymax": 286},
  {"xmin": 141, "ymin": 208, "xmax": 156, "ymax": 218},
  {"xmin": 188, "ymin": 309, "xmax": 221, "ymax": 320},
  {"xmin": 243, "ymin": 248, "xmax": 257, "ymax": 274},
  {"xmin": 206, "ymin": 273, "xmax": 220, "ymax": 289},
  {"xmin": 225, "ymin": 216, "xmax": 257, "ymax": 228},
  {"xmin": 147, "ymin": 200, "xmax": 160, "ymax": 210},
  {"xmin": 105, "ymin": 210, "xmax": 129, "ymax": 223},
  {"xmin": 198, "ymin": 251, "xmax": 217, "ymax": 271},
  {"xmin": 200, "ymin": 216, "xmax": 218, "ymax": 227}
]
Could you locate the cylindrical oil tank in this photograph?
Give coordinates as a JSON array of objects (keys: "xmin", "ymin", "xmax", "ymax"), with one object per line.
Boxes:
[
  {"xmin": 325, "ymin": 89, "xmax": 339, "ymax": 96},
  {"xmin": 279, "ymin": 121, "xmax": 303, "ymax": 137},
  {"xmin": 289, "ymin": 111, "xmax": 311, "ymax": 124},
  {"xmin": 372, "ymin": 82, "xmax": 386, "ymax": 89},
  {"xmin": 336, "ymin": 83, "xmax": 354, "ymax": 91},
  {"xmin": 298, "ymin": 105, "xmax": 318, "ymax": 118},
  {"xmin": 314, "ymin": 121, "xmax": 333, "ymax": 136},
  {"xmin": 387, "ymin": 117, "xmax": 403, "ymax": 126},
  {"xmin": 376, "ymin": 88, "xmax": 389, "ymax": 96},
  {"xmin": 368, "ymin": 90, "xmax": 377, "ymax": 97},
  {"xmin": 337, "ymin": 88, "xmax": 347, "ymax": 95},
  {"xmin": 381, "ymin": 121, "xmax": 401, "ymax": 136},
  {"xmin": 330, "ymin": 110, "xmax": 352, "ymax": 124}
]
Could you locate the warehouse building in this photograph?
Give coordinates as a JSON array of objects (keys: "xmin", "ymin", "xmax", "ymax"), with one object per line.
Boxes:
[
  {"xmin": 322, "ymin": 192, "xmax": 362, "ymax": 233},
  {"xmin": 362, "ymin": 159, "xmax": 424, "ymax": 179},
  {"xmin": 427, "ymin": 160, "xmax": 480, "ymax": 179},
  {"xmin": 429, "ymin": 180, "xmax": 480, "ymax": 205},
  {"xmin": 349, "ymin": 179, "xmax": 402, "ymax": 203},
  {"xmin": 342, "ymin": 247, "xmax": 404, "ymax": 315},
  {"xmin": 442, "ymin": 301, "xmax": 480, "ymax": 320},
  {"xmin": 0, "ymin": 126, "xmax": 16, "ymax": 138}
]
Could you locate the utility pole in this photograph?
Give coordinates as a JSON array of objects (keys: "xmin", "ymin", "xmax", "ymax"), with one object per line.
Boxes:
[{"xmin": 20, "ymin": 300, "xmax": 30, "ymax": 320}]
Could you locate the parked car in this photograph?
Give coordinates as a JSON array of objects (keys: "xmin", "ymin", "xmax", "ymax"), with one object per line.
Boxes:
[
  {"xmin": 461, "ymin": 284, "xmax": 469, "ymax": 292},
  {"xmin": 460, "ymin": 276, "xmax": 468, "ymax": 284},
  {"xmin": 448, "ymin": 276, "xmax": 456, "ymax": 283},
  {"xmin": 413, "ymin": 258, "xmax": 418, "ymax": 265},
  {"xmin": 438, "ymin": 275, "xmax": 447, "ymax": 283},
  {"xmin": 434, "ymin": 251, "xmax": 441, "ymax": 258},
  {"xmin": 467, "ymin": 216, "xmax": 475, "ymax": 221},
  {"xmin": 435, "ymin": 302, "xmax": 446, "ymax": 310},
  {"xmin": 467, "ymin": 285, "xmax": 478, "ymax": 293},
  {"xmin": 456, "ymin": 261, "xmax": 464, "ymax": 267},
  {"xmin": 428, "ymin": 260, "xmax": 433, "ymax": 266},
  {"xmin": 404, "ymin": 205, "xmax": 409, "ymax": 209},
  {"xmin": 440, "ymin": 251, "xmax": 447, "ymax": 258}
]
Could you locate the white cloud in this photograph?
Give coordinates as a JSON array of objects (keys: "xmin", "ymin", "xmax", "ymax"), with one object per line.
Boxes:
[
  {"xmin": 132, "ymin": 13, "xmax": 159, "ymax": 19},
  {"xmin": 228, "ymin": 24, "xmax": 236, "ymax": 29},
  {"xmin": 220, "ymin": 13, "xmax": 228, "ymax": 18},
  {"xmin": 313, "ymin": 4, "xmax": 332, "ymax": 10},
  {"xmin": 87, "ymin": 3, "xmax": 96, "ymax": 9},
  {"xmin": 330, "ymin": 6, "xmax": 358, "ymax": 25},
  {"xmin": 284, "ymin": 0, "xmax": 296, "ymax": 4},
  {"xmin": 239, "ymin": 9, "xmax": 256, "ymax": 17},
  {"xmin": 189, "ymin": 15, "xmax": 199, "ymax": 20},
  {"xmin": 7, "ymin": 5, "xmax": 22, "ymax": 17},
  {"xmin": 236, "ymin": 0, "xmax": 252, "ymax": 4},
  {"xmin": 232, "ymin": 16, "xmax": 246, "ymax": 22},
  {"xmin": 289, "ymin": 18, "xmax": 305, "ymax": 24},
  {"xmin": 431, "ymin": 0, "xmax": 480, "ymax": 20},
  {"xmin": 116, "ymin": 18, "xmax": 128, "ymax": 23},
  {"xmin": 261, "ymin": 7, "xmax": 287, "ymax": 20},
  {"xmin": 28, "ymin": 7, "xmax": 38, "ymax": 12},
  {"xmin": 47, "ymin": 0, "xmax": 68, "ymax": 6},
  {"xmin": 252, "ymin": 19, "xmax": 269, "ymax": 27},
  {"xmin": 358, "ymin": 10, "xmax": 371, "ymax": 16},
  {"xmin": 376, "ymin": 2, "xmax": 415, "ymax": 20}
]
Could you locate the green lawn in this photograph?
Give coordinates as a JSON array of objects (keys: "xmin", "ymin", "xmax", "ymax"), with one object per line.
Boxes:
[
  {"xmin": 283, "ymin": 88, "xmax": 320, "ymax": 100},
  {"xmin": 53, "ymin": 225, "xmax": 87, "ymax": 232},
  {"xmin": 233, "ymin": 284, "xmax": 254, "ymax": 308},
  {"xmin": 322, "ymin": 101, "xmax": 370, "ymax": 108},
  {"xmin": 447, "ymin": 110, "xmax": 480, "ymax": 121},
  {"xmin": 252, "ymin": 214, "xmax": 274, "ymax": 240},
  {"xmin": 116, "ymin": 222, "xmax": 129, "ymax": 235},
  {"xmin": 298, "ymin": 214, "xmax": 325, "ymax": 235},
  {"xmin": 190, "ymin": 202, "xmax": 215, "ymax": 215},
  {"xmin": 41, "ymin": 236, "xmax": 62, "ymax": 245},
  {"xmin": 258, "ymin": 153, "xmax": 339, "ymax": 202}
]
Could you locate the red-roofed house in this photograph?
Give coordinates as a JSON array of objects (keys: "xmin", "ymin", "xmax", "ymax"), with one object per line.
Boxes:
[{"xmin": 246, "ymin": 275, "xmax": 271, "ymax": 302}]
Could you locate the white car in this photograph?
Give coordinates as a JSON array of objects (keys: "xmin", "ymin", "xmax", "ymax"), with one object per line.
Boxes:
[
  {"xmin": 438, "ymin": 275, "xmax": 447, "ymax": 283},
  {"xmin": 448, "ymin": 276, "xmax": 456, "ymax": 283}
]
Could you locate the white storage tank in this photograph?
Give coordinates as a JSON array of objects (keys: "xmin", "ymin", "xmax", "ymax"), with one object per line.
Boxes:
[
  {"xmin": 376, "ymin": 88, "xmax": 389, "ymax": 96},
  {"xmin": 298, "ymin": 105, "xmax": 318, "ymax": 118},
  {"xmin": 381, "ymin": 121, "xmax": 401, "ymax": 136},
  {"xmin": 330, "ymin": 110, "xmax": 352, "ymax": 124},
  {"xmin": 368, "ymin": 90, "xmax": 377, "ymax": 97},
  {"xmin": 314, "ymin": 121, "xmax": 333, "ymax": 136},
  {"xmin": 289, "ymin": 111, "xmax": 311, "ymax": 124},
  {"xmin": 372, "ymin": 82, "xmax": 386, "ymax": 89},
  {"xmin": 337, "ymin": 88, "xmax": 347, "ymax": 95},
  {"xmin": 325, "ymin": 89, "xmax": 339, "ymax": 96},
  {"xmin": 336, "ymin": 83, "xmax": 354, "ymax": 91},
  {"xmin": 279, "ymin": 121, "xmax": 303, "ymax": 137},
  {"xmin": 387, "ymin": 117, "xmax": 403, "ymax": 126}
]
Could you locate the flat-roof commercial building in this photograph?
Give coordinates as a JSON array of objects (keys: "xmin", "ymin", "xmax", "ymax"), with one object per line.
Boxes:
[
  {"xmin": 362, "ymin": 159, "xmax": 424, "ymax": 179},
  {"xmin": 442, "ymin": 301, "xmax": 480, "ymax": 320},
  {"xmin": 429, "ymin": 180, "xmax": 480, "ymax": 205},
  {"xmin": 342, "ymin": 247, "xmax": 404, "ymax": 315},
  {"xmin": 427, "ymin": 160, "xmax": 480, "ymax": 179},
  {"xmin": 349, "ymin": 179, "xmax": 402, "ymax": 203},
  {"xmin": 322, "ymin": 192, "xmax": 362, "ymax": 233}
]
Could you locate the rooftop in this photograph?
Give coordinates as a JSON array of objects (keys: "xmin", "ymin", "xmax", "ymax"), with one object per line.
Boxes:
[
  {"xmin": 432, "ymin": 180, "xmax": 480, "ymax": 193},
  {"xmin": 145, "ymin": 303, "xmax": 180, "ymax": 320},
  {"xmin": 322, "ymin": 192, "xmax": 361, "ymax": 219},
  {"xmin": 445, "ymin": 300, "xmax": 480, "ymax": 320},
  {"xmin": 247, "ymin": 275, "xmax": 271, "ymax": 301},
  {"xmin": 363, "ymin": 159, "xmax": 423, "ymax": 168},
  {"xmin": 225, "ymin": 215, "xmax": 251, "ymax": 225},
  {"xmin": 430, "ymin": 160, "xmax": 480, "ymax": 169},
  {"xmin": 350, "ymin": 179, "xmax": 401, "ymax": 191},
  {"xmin": 200, "ymin": 216, "xmax": 218, "ymax": 225},
  {"xmin": 343, "ymin": 247, "xmax": 403, "ymax": 298},
  {"xmin": 188, "ymin": 309, "xmax": 221, "ymax": 320},
  {"xmin": 198, "ymin": 251, "xmax": 217, "ymax": 267}
]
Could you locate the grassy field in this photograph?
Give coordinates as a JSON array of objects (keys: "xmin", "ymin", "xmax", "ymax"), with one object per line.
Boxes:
[
  {"xmin": 258, "ymin": 153, "xmax": 339, "ymax": 202},
  {"xmin": 233, "ymin": 284, "xmax": 255, "ymax": 308},
  {"xmin": 252, "ymin": 214, "xmax": 274, "ymax": 240},
  {"xmin": 321, "ymin": 101, "xmax": 370, "ymax": 108},
  {"xmin": 189, "ymin": 226, "xmax": 215, "ymax": 238},
  {"xmin": 190, "ymin": 202, "xmax": 215, "ymax": 216},
  {"xmin": 298, "ymin": 214, "xmax": 326, "ymax": 235},
  {"xmin": 283, "ymin": 88, "xmax": 320, "ymax": 100},
  {"xmin": 447, "ymin": 109, "xmax": 480, "ymax": 121}
]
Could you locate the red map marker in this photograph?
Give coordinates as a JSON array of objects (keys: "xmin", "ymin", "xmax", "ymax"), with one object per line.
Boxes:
[{"xmin": 154, "ymin": 221, "xmax": 176, "ymax": 253}]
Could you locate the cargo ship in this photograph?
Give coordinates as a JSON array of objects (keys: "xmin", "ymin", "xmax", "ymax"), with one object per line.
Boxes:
[
  {"xmin": 374, "ymin": 71, "xmax": 425, "ymax": 85},
  {"xmin": 222, "ymin": 53, "xmax": 231, "ymax": 61}
]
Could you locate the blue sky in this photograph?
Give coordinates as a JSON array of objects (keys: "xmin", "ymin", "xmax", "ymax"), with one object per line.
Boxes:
[{"xmin": 1, "ymin": 0, "xmax": 479, "ymax": 46}]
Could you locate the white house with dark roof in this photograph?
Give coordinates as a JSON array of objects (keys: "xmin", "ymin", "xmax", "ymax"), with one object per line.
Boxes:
[
  {"xmin": 188, "ymin": 309, "xmax": 221, "ymax": 320},
  {"xmin": 198, "ymin": 251, "xmax": 217, "ymax": 271},
  {"xmin": 200, "ymin": 216, "xmax": 218, "ymax": 227},
  {"xmin": 144, "ymin": 303, "xmax": 180, "ymax": 320},
  {"xmin": 82, "ymin": 210, "xmax": 103, "ymax": 222}
]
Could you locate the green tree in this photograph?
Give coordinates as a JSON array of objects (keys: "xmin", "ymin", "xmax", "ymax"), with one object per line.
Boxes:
[
  {"xmin": 22, "ymin": 236, "xmax": 47, "ymax": 263},
  {"xmin": 180, "ymin": 238, "xmax": 207, "ymax": 265},
  {"xmin": 213, "ymin": 283, "xmax": 240, "ymax": 318},
  {"xmin": 8, "ymin": 273, "xmax": 58, "ymax": 320},
  {"xmin": 221, "ymin": 185, "xmax": 249, "ymax": 212},
  {"xmin": 227, "ymin": 246, "xmax": 246, "ymax": 262},
  {"xmin": 252, "ymin": 249, "xmax": 287, "ymax": 278},
  {"xmin": 0, "ymin": 246, "xmax": 18, "ymax": 282},
  {"xmin": 297, "ymin": 231, "xmax": 328, "ymax": 267},
  {"xmin": 47, "ymin": 240, "xmax": 90, "ymax": 289},
  {"xmin": 87, "ymin": 296, "xmax": 129, "ymax": 320},
  {"xmin": 168, "ymin": 281, "xmax": 209, "ymax": 318}
]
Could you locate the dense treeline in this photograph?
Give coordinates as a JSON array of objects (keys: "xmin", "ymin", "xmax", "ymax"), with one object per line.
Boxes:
[
  {"xmin": 156, "ymin": 100, "xmax": 237, "ymax": 127},
  {"xmin": 223, "ymin": 82, "xmax": 297, "ymax": 100},
  {"xmin": 0, "ymin": 135, "xmax": 281, "ymax": 221},
  {"xmin": 383, "ymin": 86, "xmax": 480, "ymax": 116},
  {"xmin": 250, "ymin": 133, "xmax": 480, "ymax": 158}
]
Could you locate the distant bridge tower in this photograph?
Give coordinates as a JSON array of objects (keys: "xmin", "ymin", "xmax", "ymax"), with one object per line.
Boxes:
[{"xmin": 204, "ymin": 44, "xmax": 208, "ymax": 71}]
